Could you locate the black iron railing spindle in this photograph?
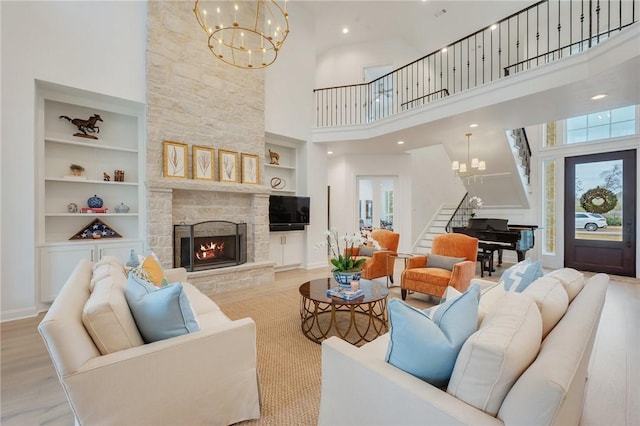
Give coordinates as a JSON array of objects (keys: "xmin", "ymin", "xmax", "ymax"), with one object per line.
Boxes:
[{"xmin": 313, "ymin": 0, "xmax": 637, "ymax": 127}]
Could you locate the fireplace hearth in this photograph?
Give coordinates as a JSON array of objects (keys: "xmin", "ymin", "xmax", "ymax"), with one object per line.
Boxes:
[{"xmin": 174, "ymin": 221, "xmax": 247, "ymax": 272}]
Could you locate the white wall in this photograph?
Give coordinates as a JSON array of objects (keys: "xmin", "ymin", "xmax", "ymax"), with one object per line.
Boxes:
[
  {"xmin": 315, "ymin": 37, "xmax": 420, "ymax": 88},
  {"xmin": 265, "ymin": 3, "xmax": 328, "ymax": 269},
  {"xmin": 1, "ymin": 1, "xmax": 147, "ymax": 320},
  {"xmin": 266, "ymin": 3, "xmax": 315, "ymax": 141},
  {"xmin": 409, "ymin": 144, "xmax": 466, "ymax": 245},
  {"xmin": 327, "ymin": 154, "xmax": 412, "ymax": 253}
]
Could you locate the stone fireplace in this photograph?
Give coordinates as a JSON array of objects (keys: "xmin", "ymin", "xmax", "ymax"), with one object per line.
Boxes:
[
  {"xmin": 145, "ymin": 2, "xmax": 275, "ymax": 295},
  {"xmin": 174, "ymin": 220, "xmax": 247, "ymax": 272}
]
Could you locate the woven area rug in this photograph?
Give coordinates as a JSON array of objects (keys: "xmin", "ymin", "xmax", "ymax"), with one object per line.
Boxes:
[
  {"xmin": 218, "ymin": 285, "xmax": 322, "ymax": 425},
  {"xmin": 217, "ymin": 282, "xmax": 437, "ymax": 425}
]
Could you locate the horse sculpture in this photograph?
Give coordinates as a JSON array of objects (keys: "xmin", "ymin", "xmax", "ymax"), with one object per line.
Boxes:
[{"xmin": 60, "ymin": 114, "xmax": 103, "ymax": 139}]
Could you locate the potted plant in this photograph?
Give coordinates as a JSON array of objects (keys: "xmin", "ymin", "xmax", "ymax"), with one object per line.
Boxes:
[
  {"xmin": 317, "ymin": 229, "xmax": 379, "ymax": 287},
  {"xmin": 469, "ymin": 195, "xmax": 483, "ymax": 218}
]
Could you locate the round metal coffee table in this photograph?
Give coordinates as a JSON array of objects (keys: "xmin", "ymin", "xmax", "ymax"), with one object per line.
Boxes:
[{"xmin": 299, "ymin": 278, "xmax": 389, "ymax": 346}]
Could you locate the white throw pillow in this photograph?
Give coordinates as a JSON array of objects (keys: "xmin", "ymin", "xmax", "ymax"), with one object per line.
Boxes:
[
  {"xmin": 546, "ymin": 268, "xmax": 584, "ymax": 302},
  {"xmin": 447, "ymin": 292, "xmax": 542, "ymax": 416},
  {"xmin": 522, "ymin": 277, "xmax": 569, "ymax": 338}
]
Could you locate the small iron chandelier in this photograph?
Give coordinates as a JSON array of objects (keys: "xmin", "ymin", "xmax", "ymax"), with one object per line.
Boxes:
[
  {"xmin": 451, "ymin": 133, "xmax": 486, "ymax": 181},
  {"xmin": 194, "ymin": 0, "xmax": 290, "ymax": 69}
]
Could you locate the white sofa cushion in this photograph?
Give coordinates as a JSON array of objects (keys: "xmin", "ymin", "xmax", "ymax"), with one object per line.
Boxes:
[
  {"xmin": 82, "ymin": 273, "xmax": 144, "ymax": 355},
  {"xmin": 182, "ymin": 282, "xmax": 222, "ymax": 316},
  {"xmin": 386, "ymin": 285, "xmax": 480, "ymax": 387},
  {"xmin": 478, "ymin": 282, "xmax": 505, "ymax": 325},
  {"xmin": 546, "ymin": 268, "xmax": 584, "ymax": 301},
  {"xmin": 197, "ymin": 310, "xmax": 233, "ymax": 329},
  {"xmin": 522, "ymin": 277, "xmax": 569, "ymax": 337},
  {"xmin": 90, "ymin": 262, "xmax": 126, "ymax": 291},
  {"xmin": 447, "ymin": 292, "xmax": 542, "ymax": 416},
  {"xmin": 93, "ymin": 255, "xmax": 124, "ymax": 269}
]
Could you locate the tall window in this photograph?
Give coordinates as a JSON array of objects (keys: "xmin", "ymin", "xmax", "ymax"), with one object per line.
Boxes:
[
  {"xmin": 542, "ymin": 159, "xmax": 556, "ymax": 254},
  {"xmin": 566, "ymin": 105, "xmax": 636, "ymax": 143}
]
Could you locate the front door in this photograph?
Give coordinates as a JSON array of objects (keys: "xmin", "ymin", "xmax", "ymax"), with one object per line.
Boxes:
[{"xmin": 564, "ymin": 149, "xmax": 636, "ymax": 276}]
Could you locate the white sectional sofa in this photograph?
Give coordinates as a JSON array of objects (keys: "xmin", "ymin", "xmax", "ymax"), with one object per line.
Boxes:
[
  {"xmin": 319, "ymin": 270, "xmax": 609, "ymax": 425},
  {"xmin": 38, "ymin": 257, "xmax": 260, "ymax": 426}
]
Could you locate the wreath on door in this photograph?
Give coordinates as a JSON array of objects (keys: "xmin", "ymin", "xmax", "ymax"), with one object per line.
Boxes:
[{"xmin": 579, "ymin": 187, "xmax": 617, "ymax": 214}]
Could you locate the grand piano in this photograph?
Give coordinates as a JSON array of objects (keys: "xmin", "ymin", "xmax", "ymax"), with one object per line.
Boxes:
[{"xmin": 452, "ymin": 218, "xmax": 538, "ymax": 266}]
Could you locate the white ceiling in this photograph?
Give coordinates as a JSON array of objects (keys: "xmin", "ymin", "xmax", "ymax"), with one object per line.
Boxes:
[
  {"xmin": 296, "ymin": 0, "xmax": 640, "ymax": 167},
  {"xmin": 299, "ymin": 0, "xmax": 532, "ymax": 56}
]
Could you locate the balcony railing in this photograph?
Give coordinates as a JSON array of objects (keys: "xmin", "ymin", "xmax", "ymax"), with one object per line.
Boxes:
[{"xmin": 314, "ymin": 0, "xmax": 638, "ymax": 128}]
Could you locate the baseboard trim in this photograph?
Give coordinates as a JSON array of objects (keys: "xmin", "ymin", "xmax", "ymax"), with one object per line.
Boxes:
[{"xmin": 1, "ymin": 306, "xmax": 39, "ymax": 323}]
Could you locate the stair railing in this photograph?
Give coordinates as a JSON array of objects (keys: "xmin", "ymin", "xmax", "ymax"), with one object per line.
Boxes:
[
  {"xmin": 445, "ymin": 193, "xmax": 474, "ymax": 233},
  {"xmin": 314, "ymin": 0, "xmax": 638, "ymax": 128},
  {"xmin": 512, "ymin": 128, "xmax": 532, "ymax": 184}
]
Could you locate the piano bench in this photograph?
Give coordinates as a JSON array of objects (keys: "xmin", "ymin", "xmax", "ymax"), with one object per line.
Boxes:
[{"xmin": 477, "ymin": 251, "xmax": 493, "ymax": 277}]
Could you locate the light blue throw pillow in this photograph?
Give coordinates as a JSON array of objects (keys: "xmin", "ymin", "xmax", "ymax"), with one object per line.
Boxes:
[
  {"xmin": 386, "ymin": 284, "xmax": 480, "ymax": 387},
  {"xmin": 125, "ymin": 273, "xmax": 200, "ymax": 343},
  {"xmin": 500, "ymin": 259, "xmax": 543, "ymax": 293}
]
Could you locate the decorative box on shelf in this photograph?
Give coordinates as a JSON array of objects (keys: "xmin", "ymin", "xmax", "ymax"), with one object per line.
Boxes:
[{"xmin": 81, "ymin": 207, "xmax": 109, "ymax": 214}]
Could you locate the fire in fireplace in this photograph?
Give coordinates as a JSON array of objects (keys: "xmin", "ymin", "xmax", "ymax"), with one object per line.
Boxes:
[
  {"xmin": 173, "ymin": 221, "xmax": 247, "ymax": 272},
  {"xmin": 195, "ymin": 241, "xmax": 224, "ymax": 260}
]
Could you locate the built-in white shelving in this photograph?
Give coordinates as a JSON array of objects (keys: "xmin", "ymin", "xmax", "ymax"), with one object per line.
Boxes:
[{"xmin": 36, "ymin": 82, "xmax": 146, "ymax": 302}]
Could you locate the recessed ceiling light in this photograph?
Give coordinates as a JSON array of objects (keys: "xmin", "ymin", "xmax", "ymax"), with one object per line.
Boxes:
[
  {"xmin": 469, "ymin": 123, "xmax": 479, "ymax": 128},
  {"xmin": 342, "ymin": 27, "xmax": 349, "ymax": 34},
  {"xmin": 591, "ymin": 94, "xmax": 607, "ymax": 100},
  {"xmin": 441, "ymin": 47, "xmax": 448, "ymax": 53},
  {"xmin": 397, "ymin": 140, "xmax": 405, "ymax": 145},
  {"xmin": 327, "ymin": 151, "xmax": 333, "ymax": 155},
  {"xmin": 490, "ymin": 24, "xmax": 498, "ymax": 31}
]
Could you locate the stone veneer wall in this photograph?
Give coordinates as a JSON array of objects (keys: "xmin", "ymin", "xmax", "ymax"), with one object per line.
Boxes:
[{"xmin": 146, "ymin": 1, "xmax": 274, "ymax": 294}]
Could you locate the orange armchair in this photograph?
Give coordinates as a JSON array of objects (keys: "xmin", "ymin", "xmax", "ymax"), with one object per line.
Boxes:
[
  {"xmin": 401, "ymin": 233, "xmax": 478, "ymax": 300},
  {"xmin": 348, "ymin": 229, "xmax": 400, "ymax": 283}
]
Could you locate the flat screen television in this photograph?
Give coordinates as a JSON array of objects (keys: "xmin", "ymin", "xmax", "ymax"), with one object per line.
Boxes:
[{"xmin": 269, "ymin": 195, "xmax": 310, "ymax": 231}]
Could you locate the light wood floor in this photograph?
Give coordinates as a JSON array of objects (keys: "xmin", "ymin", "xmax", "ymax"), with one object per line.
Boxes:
[{"xmin": 1, "ymin": 265, "xmax": 638, "ymax": 425}]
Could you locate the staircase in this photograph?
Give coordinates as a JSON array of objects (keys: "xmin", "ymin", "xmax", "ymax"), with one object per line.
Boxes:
[
  {"xmin": 510, "ymin": 128, "xmax": 531, "ymax": 186},
  {"xmin": 413, "ymin": 204, "xmax": 457, "ymax": 254}
]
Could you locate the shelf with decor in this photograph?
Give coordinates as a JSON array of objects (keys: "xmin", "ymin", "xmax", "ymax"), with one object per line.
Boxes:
[
  {"xmin": 36, "ymin": 82, "xmax": 146, "ymax": 302},
  {"xmin": 265, "ymin": 139, "xmax": 297, "ymax": 194}
]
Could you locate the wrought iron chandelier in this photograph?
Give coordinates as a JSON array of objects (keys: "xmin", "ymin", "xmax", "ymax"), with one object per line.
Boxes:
[
  {"xmin": 194, "ymin": 0, "xmax": 290, "ymax": 69},
  {"xmin": 451, "ymin": 133, "xmax": 486, "ymax": 181}
]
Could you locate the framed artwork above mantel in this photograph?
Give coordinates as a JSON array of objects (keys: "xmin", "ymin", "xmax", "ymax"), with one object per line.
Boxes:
[
  {"xmin": 219, "ymin": 149, "xmax": 239, "ymax": 183},
  {"xmin": 163, "ymin": 140, "xmax": 188, "ymax": 179}
]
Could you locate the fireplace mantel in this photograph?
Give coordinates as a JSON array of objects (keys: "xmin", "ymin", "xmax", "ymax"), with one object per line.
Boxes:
[
  {"xmin": 145, "ymin": 176, "xmax": 274, "ymax": 296},
  {"xmin": 147, "ymin": 177, "xmax": 272, "ymax": 195}
]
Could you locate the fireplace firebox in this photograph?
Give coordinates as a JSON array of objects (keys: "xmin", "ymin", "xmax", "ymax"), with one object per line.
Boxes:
[{"xmin": 173, "ymin": 221, "xmax": 247, "ymax": 272}]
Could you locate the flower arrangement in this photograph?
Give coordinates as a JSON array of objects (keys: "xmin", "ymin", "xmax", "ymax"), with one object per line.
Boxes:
[
  {"xmin": 469, "ymin": 196, "xmax": 483, "ymax": 217},
  {"xmin": 316, "ymin": 229, "xmax": 379, "ymax": 272}
]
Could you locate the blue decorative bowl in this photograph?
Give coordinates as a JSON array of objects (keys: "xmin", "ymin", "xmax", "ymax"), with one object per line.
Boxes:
[
  {"xmin": 333, "ymin": 271, "xmax": 362, "ymax": 288},
  {"xmin": 87, "ymin": 194, "xmax": 103, "ymax": 208}
]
